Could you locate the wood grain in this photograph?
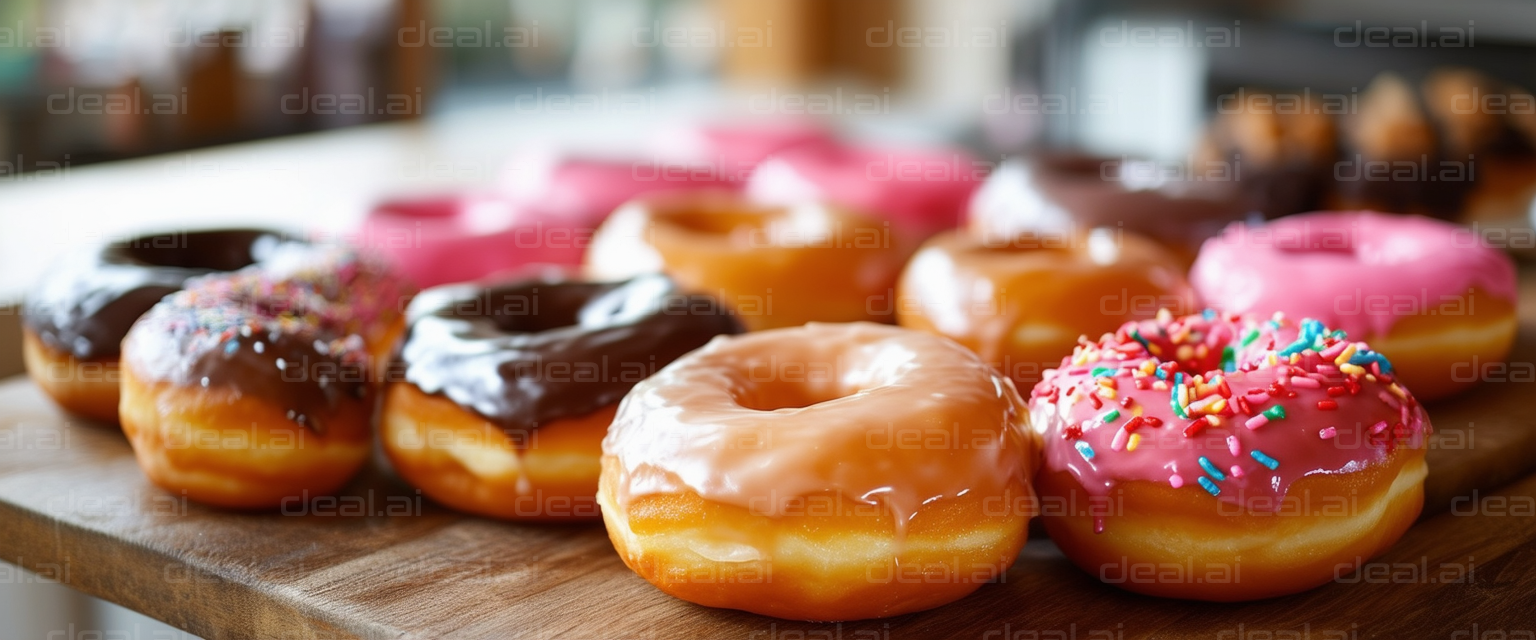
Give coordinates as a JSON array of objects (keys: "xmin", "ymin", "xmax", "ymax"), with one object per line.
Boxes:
[{"xmin": 1, "ymin": 295, "xmax": 1535, "ymax": 639}]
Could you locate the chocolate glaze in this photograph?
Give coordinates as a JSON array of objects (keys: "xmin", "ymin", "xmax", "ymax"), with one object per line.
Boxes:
[
  {"xmin": 121, "ymin": 245, "xmax": 406, "ymax": 436},
  {"xmin": 969, "ymin": 155, "xmax": 1249, "ymax": 259},
  {"xmin": 396, "ymin": 274, "xmax": 743, "ymax": 440},
  {"xmin": 24, "ymin": 229, "xmax": 297, "ymax": 360}
]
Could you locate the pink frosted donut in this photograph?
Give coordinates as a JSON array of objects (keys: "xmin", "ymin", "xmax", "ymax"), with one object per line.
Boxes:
[
  {"xmin": 1030, "ymin": 311, "xmax": 1429, "ymax": 600},
  {"xmin": 747, "ymin": 143, "xmax": 981, "ymax": 242},
  {"xmin": 501, "ymin": 153, "xmax": 737, "ymax": 223},
  {"xmin": 654, "ymin": 120, "xmax": 835, "ymax": 177},
  {"xmin": 359, "ymin": 194, "xmax": 590, "ymax": 288},
  {"xmin": 1192, "ymin": 211, "xmax": 1518, "ymax": 399}
]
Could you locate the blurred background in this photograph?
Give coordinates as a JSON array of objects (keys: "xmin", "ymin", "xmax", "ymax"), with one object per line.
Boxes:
[{"xmin": 2, "ymin": 0, "xmax": 1535, "ymax": 637}]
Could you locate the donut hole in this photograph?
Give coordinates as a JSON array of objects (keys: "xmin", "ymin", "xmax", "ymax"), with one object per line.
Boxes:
[
  {"xmin": 656, "ymin": 208, "xmax": 786, "ymax": 236},
  {"xmin": 732, "ymin": 377, "xmax": 854, "ymax": 412},
  {"xmin": 967, "ymin": 231, "xmax": 1078, "ymax": 254},
  {"xmin": 120, "ymin": 229, "xmax": 284, "ymax": 271}
]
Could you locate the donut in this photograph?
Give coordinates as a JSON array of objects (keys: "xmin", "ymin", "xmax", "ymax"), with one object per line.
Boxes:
[
  {"xmin": 599, "ymin": 322, "xmax": 1036, "ymax": 621},
  {"xmin": 966, "ymin": 155, "xmax": 1247, "ymax": 264},
  {"xmin": 585, "ymin": 190, "xmax": 909, "ymax": 331},
  {"xmin": 747, "ymin": 143, "xmax": 980, "ymax": 242},
  {"xmin": 23, "ymin": 229, "xmax": 300, "ymax": 423},
  {"xmin": 359, "ymin": 193, "xmax": 589, "ymax": 288},
  {"xmin": 1030, "ymin": 310, "xmax": 1429, "ymax": 601},
  {"xmin": 380, "ymin": 273, "xmax": 741, "ymax": 520},
  {"xmin": 500, "ymin": 152, "xmax": 735, "ymax": 226},
  {"xmin": 649, "ymin": 120, "xmax": 834, "ymax": 177},
  {"xmin": 896, "ymin": 228, "xmax": 1196, "ymax": 390},
  {"xmin": 118, "ymin": 244, "xmax": 411, "ymax": 509},
  {"xmin": 1329, "ymin": 72, "xmax": 1470, "ymax": 218},
  {"xmin": 1192, "ymin": 211, "xmax": 1518, "ymax": 400},
  {"xmin": 1420, "ymin": 68, "xmax": 1536, "ymax": 226},
  {"xmin": 1194, "ymin": 90, "xmax": 1337, "ymax": 218}
]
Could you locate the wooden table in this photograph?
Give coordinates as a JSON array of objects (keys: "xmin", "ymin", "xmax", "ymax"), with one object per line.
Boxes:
[{"xmin": 4, "ymin": 301, "xmax": 1536, "ymax": 638}]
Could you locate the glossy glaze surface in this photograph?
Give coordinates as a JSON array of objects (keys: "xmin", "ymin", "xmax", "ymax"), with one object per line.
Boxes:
[
  {"xmin": 603, "ymin": 322, "xmax": 1035, "ymax": 530},
  {"xmin": 396, "ymin": 273, "xmax": 742, "ymax": 440}
]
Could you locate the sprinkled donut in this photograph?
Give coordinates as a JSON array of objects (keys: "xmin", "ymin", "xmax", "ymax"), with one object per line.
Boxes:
[
  {"xmin": 1030, "ymin": 310, "xmax": 1429, "ymax": 601},
  {"xmin": 119, "ymin": 243, "xmax": 412, "ymax": 509}
]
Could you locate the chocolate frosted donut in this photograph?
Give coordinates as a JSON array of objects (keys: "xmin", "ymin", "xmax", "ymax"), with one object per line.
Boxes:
[
  {"xmin": 967, "ymin": 155, "xmax": 1247, "ymax": 263},
  {"xmin": 26, "ymin": 228, "xmax": 296, "ymax": 361},
  {"xmin": 395, "ymin": 273, "xmax": 743, "ymax": 439},
  {"xmin": 118, "ymin": 243, "xmax": 411, "ymax": 508},
  {"xmin": 22, "ymin": 228, "xmax": 301, "ymax": 421},
  {"xmin": 381, "ymin": 273, "xmax": 743, "ymax": 520}
]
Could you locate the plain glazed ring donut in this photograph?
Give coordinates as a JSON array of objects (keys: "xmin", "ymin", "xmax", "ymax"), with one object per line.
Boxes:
[
  {"xmin": 23, "ymin": 229, "xmax": 298, "ymax": 423},
  {"xmin": 1192, "ymin": 211, "xmax": 1518, "ymax": 399},
  {"xmin": 600, "ymin": 322, "xmax": 1037, "ymax": 621},
  {"xmin": 585, "ymin": 190, "xmax": 909, "ymax": 331},
  {"xmin": 119, "ymin": 244, "xmax": 411, "ymax": 509},
  {"xmin": 896, "ymin": 227, "xmax": 1195, "ymax": 390},
  {"xmin": 1030, "ymin": 310, "xmax": 1429, "ymax": 601},
  {"xmin": 380, "ymin": 273, "xmax": 741, "ymax": 520}
]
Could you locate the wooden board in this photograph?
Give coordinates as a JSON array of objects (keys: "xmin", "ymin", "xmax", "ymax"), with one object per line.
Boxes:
[{"xmin": 3, "ymin": 293, "xmax": 1536, "ymax": 639}]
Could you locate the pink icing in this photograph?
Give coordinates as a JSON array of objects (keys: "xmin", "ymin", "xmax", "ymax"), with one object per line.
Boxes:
[
  {"xmin": 652, "ymin": 120, "xmax": 835, "ymax": 175},
  {"xmin": 746, "ymin": 143, "xmax": 981, "ymax": 241},
  {"xmin": 1029, "ymin": 312, "xmax": 1430, "ymax": 513},
  {"xmin": 359, "ymin": 194, "xmax": 590, "ymax": 288},
  {"xmin": 1191, "ymin": 211, "xmax": 1517, "ymax": 338}
]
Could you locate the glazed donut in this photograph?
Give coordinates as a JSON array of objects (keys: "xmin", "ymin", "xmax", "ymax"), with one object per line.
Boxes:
[
  {"xmin": 585, "ymin": 190, "xmax": 908, "ymax": 331},
  {"xmin": 599, "ymin": 322, "xmax": 1036, "ymax": 621},
  {"xmin": 748, "ymin": 143, "xmax": 980, "ymax": 242},
  {"xmin": 967, "ymin": 155, "xmax": 1247, "ymax": 264},
  {"xmin": 23, "ymin": 229, "xmax": 300, "ymax": 423},
  {"xmin": 896, "ymin": 228, "xmax": 1195, "ymax": 390},
  {"xmin": 380, "ymin": 273, "xmax": 741, "ymax": 520},
  {"xmin": 1192, "ymin": 211, "xmax": 1517, "ymax": 400},
  {"xmin": 1030, "ymin": 311, "xmax": 1429, "ymax": 601},
  {"xmin": 118, "ymin": 244, "xmax": 411, "ymax": 509}
]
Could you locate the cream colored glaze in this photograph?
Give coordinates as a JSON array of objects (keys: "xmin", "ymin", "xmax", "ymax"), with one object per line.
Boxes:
[{"xmin": 602, "ymin": 322, "xmax": 1036, "ymax": 530}]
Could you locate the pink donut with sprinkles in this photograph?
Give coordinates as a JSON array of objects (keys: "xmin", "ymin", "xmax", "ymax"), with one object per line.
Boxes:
[
  {"xmin": 1192, "ymin": 211, "xmax": 1517, "ymax": 400},
  {"xmin": 746, "ymin": 143, "xmax": 981, "ymax": 243},
  {"xmin": 1029, "ymin": 310, "xmax": 1429, "ymax": 601}
]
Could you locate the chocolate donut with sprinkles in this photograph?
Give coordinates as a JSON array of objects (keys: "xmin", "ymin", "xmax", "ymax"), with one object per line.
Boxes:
[
  {"xmin": 119, "ymin": 243, "xmax": 412, "ymax": 509},
  {"xmin": 1029, "ymin": 309, "xmax": 1429, "ymax": 601}
]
